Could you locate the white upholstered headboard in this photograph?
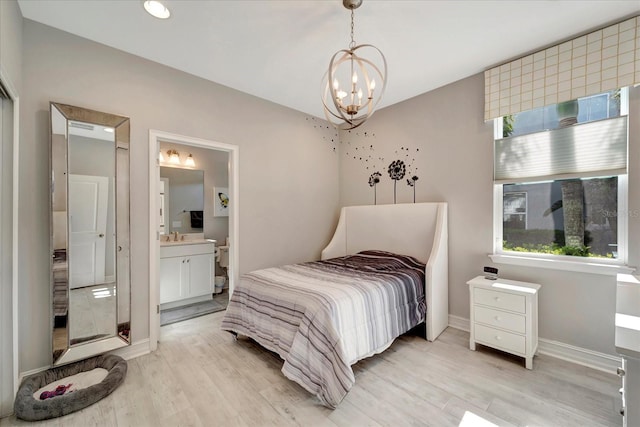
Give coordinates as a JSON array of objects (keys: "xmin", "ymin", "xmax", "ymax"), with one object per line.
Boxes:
[{"xmin": 321, "ymin": 202, "xmax": 449, "ymax": 341}]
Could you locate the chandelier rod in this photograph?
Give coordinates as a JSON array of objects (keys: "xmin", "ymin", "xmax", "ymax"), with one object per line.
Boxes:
[{"xmin": 350, "ymin": 8, "xmax": 356, "ymax": 49}]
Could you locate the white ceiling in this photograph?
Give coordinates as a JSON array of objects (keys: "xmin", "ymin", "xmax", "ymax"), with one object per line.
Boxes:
[{"xmin": 17, "ymin": 1, "xmax": 640, "ymax": 119}]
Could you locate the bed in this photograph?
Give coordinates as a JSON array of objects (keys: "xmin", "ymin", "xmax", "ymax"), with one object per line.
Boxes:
[{"xmin": 221, "ymin": 202, "xmax": 448, "ymax": 407}]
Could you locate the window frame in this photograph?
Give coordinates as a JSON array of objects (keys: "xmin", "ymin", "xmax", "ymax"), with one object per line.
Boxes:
[{"xmin": 491, "ymin": 90, "xmax": 633, "ymax": 275}]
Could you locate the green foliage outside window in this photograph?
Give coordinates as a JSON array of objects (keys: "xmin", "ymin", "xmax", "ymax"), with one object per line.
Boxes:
[
  {"xmin": 502, "ymin": 228, "xmax": 614, "ymax": 258},
  {"xmin": 502, "ymin": 115, "xmax": 514, "ymax": 137}
]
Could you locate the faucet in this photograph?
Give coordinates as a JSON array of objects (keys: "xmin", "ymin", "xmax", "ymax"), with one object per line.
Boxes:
[{"xmin": 173, "ymin": 231, "xmax": 179, "ymax": 241}]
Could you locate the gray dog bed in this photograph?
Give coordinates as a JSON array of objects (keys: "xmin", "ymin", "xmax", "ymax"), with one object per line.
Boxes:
[{"xmin": 14, "ymin": 354, "xmax": 127, "ymax": 421}]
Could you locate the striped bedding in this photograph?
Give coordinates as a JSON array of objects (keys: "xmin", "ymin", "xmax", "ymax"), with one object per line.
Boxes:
[{"xmin": 220, "ymin": 250, "xmax": 426, "ymax": 408}]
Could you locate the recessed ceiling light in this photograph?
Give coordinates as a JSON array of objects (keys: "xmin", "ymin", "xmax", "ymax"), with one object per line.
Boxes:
[{"xmin": 143, "ymin": 0, "xmax": 171, "ymax": 19}]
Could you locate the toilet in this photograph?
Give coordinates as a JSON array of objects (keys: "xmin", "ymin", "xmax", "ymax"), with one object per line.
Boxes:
[{"xmin": 215, "ymin": 241, "xmax": 230, "ymax": 293}]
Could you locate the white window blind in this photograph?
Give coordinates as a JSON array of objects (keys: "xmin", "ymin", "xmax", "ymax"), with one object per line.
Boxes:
[
  {"xmin": 485, "ymin": 16, "xmax": 639, "ymax": 121},
  {"xmin": 494, "ymin": 116, "xmax": 627, "ymax": 183}
]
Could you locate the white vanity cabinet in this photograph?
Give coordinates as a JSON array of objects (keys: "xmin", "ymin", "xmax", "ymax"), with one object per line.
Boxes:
[{"xmin": 160, "ymin": 242, "xmax": 215, "ymax": 305}]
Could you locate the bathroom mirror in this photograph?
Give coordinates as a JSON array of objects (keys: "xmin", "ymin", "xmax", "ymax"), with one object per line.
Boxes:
[
  {"xmin": 159, "ymin": 166, "xmax": 204, "ymax": 235},
  {"xmin": 50, "ymin": 102, "xmax": 131, "ymax": 365}
]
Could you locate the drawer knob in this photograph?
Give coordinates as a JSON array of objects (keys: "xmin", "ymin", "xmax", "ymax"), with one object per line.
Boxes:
[
  {"xmin": 495, "ymin": 316, "xmax": 501, "ymax": 321},
  {"xmin": 617, "ymin": 367, "xmax": 626, "ymax": 377},
  {"xmin": 495, "ymin": 335, "xmax": 501, "ymax": 341},
  {"xmin": 494, "ymin": 297, "xmax": 501, "ymax": 302},
  {"xmin": 619, "ymin": 387, "xmax": 624, "ymax": 395}
]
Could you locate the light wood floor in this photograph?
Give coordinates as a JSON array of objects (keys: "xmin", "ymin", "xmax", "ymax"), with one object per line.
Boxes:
[{"xmin": 1, "ymin": 311, "xmax": 622, "ymax": 427}]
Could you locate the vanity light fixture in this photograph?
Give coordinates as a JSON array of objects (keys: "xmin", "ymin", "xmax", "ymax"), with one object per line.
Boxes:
[
  {"xmin": 160, "ymin": 149, "xmax": 195, "ymax": 167},
  {"xmin": 321, "ymin": 0, "xmax": 387, "ymax": 130},
  {"xmin": 143, "ymin": 0, "xmax": 171, "ymax": 19},
  {"xmin": 167, "ymin": 149, "xmax": 181, "ymax": 164}
]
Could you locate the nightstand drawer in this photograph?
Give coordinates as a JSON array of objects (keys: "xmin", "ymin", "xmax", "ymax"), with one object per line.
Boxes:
[
  {"xmin": 474, "ymin": 288, "xmax": 526, "ymax": 313},
  {"xmin": 474, "ymin": 305, "xmax": 526, "ymax": 334},
  {"xmin": 474, "ymin": 324, "xmax": 526, "ymax": 354}
]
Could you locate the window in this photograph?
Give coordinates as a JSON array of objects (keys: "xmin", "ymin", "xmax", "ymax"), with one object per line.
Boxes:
[
  {"xmin": 501, "ymin": 178, "xmax": 619, "ymax": 258},
  {"xmin": 503, "ymin": 89, "xmax": 621, "ymax": 138},
  {"xmin": 494, "ymin": 89, "xmax": 628, "ymax": 265}
]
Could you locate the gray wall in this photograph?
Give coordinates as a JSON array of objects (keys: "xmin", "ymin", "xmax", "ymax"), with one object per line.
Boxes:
[
  {"xmin": 20, "ymin": 20, "xmax": 339, "ymax": 373},
  {"xmin": 1, "ymin": 0, "xmax": 23, "ymax": 91},
  {"xmin": 339, "ymin": 73, "xmax": 640, "ymax": 356},
  {"xmin": 0, "ymin": 0, "xmax": 22, "ymax": 417}
]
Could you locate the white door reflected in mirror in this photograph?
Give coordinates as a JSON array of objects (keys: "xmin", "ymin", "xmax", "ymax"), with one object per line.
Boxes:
[{"xmin": 69, "ymin": 175, "xmax": 109, "ymax": 289}]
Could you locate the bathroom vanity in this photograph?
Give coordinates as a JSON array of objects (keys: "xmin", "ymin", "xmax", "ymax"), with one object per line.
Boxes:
[{"xmin": 160, "ymin": 239, "xmax": 215, "ymax": 307}]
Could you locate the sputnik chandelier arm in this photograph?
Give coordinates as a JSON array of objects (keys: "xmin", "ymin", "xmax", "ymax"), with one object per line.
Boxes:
[{"xmin": 321, "ymin": 0, "xmax": 387, "ymax": 130}]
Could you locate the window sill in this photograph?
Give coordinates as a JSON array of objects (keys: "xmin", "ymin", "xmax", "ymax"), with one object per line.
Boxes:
[{"xmin": 489, "ymin": 254, "xmax": 636, "ymax": 276}]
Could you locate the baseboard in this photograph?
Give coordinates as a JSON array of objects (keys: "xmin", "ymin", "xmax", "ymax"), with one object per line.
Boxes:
[
  {"xmin": 537, "ymin": 338, "xmax": 621, "ymax": 374},
  {"xmin": 448, "ymin": 314, "xmax": 470, "ymax": 332},
  {"xmin": 447, "ymin": 315, "xmax": 621, "ymax": 374},
  {"xmin": 18, "ymin": 365, "xmax": 51, "ymax": 384},
  {"xmin": 111, "ymin": 338, "xmax": 150, "ymax": 361}
]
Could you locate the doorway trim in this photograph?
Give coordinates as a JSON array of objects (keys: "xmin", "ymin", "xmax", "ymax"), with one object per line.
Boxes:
[{"xmin": 148, "ymin": 130, "xmax": 239, "ymax": 351}]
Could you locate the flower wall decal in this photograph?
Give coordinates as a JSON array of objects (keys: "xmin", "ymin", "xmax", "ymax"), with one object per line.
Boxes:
[
  {"xmin": 407, "ymin": 175, "xmax": 419, "ymax": 203},
  {"xmin": 368, "ymin": 171, "xmax": 382, "ymax": 205},
  {"xmin": 388, "ymin": 160, "xmax": 406, "ymax": 203},
  {"xmin": 318, "ymin": 123, "xmax": 423, "ymax": 205}
]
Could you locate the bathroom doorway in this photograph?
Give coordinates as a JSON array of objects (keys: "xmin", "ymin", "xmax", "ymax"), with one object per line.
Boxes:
[
  {"xmin": 157, "ymin": 143, "xmax": 229, "ymax": 326},
  {"xmin": 148, "ymin": 130, "xmax": 239, "ymax": 351}
]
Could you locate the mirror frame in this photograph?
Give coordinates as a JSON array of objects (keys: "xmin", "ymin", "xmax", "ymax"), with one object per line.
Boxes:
[{"xmin": 50, "ymin": 102, "xmax": 131, "ymax": 365}]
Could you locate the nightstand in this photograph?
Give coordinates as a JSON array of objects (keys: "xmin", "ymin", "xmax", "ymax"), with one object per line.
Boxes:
[{"xmin": 467, "ymin": 275, "xmax": 540, "ymax": 369}]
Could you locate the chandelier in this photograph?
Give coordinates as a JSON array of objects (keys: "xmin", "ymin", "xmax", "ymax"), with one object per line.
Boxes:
[{"xmin": 322, "ymin": 0, "xmax": 387, "ymax": 130}]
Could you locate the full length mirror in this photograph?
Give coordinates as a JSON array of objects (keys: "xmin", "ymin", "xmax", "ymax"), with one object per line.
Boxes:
[{"xmin": 51, "ymin": 102, "xmax": 131, "ymax": 365}]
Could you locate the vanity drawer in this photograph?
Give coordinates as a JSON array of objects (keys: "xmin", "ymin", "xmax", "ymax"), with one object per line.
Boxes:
[
  {"xmin": 474, "ymin": 324, "xmax": 526, "ymax": 355},
  {"xmin": 474, "ymin": 288, "xmax": 526, "ymax": 313},
  {"xmin": 474, "ymin": 305, "xmax": 526, "ymax": 334}
]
